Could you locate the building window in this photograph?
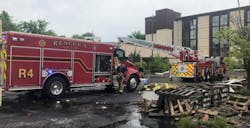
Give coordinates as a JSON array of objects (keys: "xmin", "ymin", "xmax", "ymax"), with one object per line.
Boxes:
[
  {"xmin": 210, "ymin": 14, "xmax": 229, "ymax": 57},
  {"xmin": 182, "ymin": 18, "xmax": 197, "ymax": 50},
  {"xmin": 247, "ymin": 10, "xmax": 250, "ymax": 25}
]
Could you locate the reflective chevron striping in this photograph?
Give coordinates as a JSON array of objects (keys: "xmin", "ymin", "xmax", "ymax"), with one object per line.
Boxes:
[
  {"xmin": 3, "ymin": 62, "xmax": 6, "ymax": 71},
  {"xmin": 170, "ymin": 63, "xmax": 196, "ymax": 78},
  {"xmin": 171, "ymin": 64, "xmax": 178, "ymax": 75},
  {"xmin": 0, "ymin": 48, "xmax": 7, "ymax": 81},
  {"xmin": 3, "ymin": 49, "xmax": 6, "ymax": 60}
]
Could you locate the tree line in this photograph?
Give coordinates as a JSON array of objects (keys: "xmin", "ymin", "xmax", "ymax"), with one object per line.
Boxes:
[
  {"xmin": 1, "ymin": 10, "xmax": 146, "ymax": 40},
  {"xmin": 0, "ymin": 10, "xmax": 95, "ymax": 39}
]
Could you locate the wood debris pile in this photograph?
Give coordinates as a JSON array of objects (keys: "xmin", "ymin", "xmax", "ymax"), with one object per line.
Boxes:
[{"xmin": 141, "ymin": 83, "xmax": 250, "ymax": 125}]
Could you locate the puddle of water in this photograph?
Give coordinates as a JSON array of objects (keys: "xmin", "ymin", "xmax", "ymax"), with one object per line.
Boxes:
[
  {"xmin": 1, "ymin": 92, "xmax": 178, "ymax": 128},
  {"xmin": 120, "ymin": 105, "xmax": 177, "ymax": 128}
]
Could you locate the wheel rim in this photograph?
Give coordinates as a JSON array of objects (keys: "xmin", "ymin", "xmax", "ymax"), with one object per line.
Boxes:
[
  {"xmin": 129, "ymin": 78, "xmax": 137, "ymax": 89},
  {"xmin": 50, "ymin": 81, "xmax": 63, "ymax": 95}
]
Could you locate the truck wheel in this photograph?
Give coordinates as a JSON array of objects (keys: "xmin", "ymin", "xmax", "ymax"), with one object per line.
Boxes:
[
  {"xmin": 44, "ymin": 76, "xmax": 67, "ymax": 98},
  {"xmin": 126, "ymin": 75, "xmax": 139, "ymax": 92}
]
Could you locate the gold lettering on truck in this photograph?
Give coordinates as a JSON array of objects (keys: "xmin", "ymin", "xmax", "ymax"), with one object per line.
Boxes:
[
  {"xmin": 18, "ymin": 68, "xmax": 26, "ymax": 78},
  {"xmin": 18, "ymin": 69, "xmax": 34, "ymax": 79}
]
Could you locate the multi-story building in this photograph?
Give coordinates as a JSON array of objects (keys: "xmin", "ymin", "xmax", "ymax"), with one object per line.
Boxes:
[
  {"xmin": 145, "ymin": 9, "xmax": 181, "ymax": 46},
  {"xmin": 120, "ymin": 9, "xmax": 181, "ymax": 63},
  {"xmin": 144, "ymin": 6, "xmax": 250, "ymax": 58}
]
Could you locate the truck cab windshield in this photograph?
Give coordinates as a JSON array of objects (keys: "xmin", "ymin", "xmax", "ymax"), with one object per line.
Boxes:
[{"xmin": 114, "ymin": 49, "xmax": 125, "ymax": 62}]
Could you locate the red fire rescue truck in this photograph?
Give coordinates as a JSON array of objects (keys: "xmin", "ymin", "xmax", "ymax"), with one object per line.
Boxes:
[
  {"xmin": 118, "ymin": 37, "xmax": 226, "ymax": 81},
  {"xmin": 0, "ymin": 32, "xmax": 142, "ymax": 98}
]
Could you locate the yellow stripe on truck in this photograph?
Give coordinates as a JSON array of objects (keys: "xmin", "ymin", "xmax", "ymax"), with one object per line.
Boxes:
[
  {"xmin": 3, "ymin": 51, "xmax": 6, "ymax": 81},
  {"xmin": 174, "ymin": 63, "xmax": 195, "ymax": 77},
  {"xmin": 186, "ymin": 64, "xmax": 194, "ymax": 77},
  {"xmin": 0, "ymin": 45, "xmax": 7, "ymax": 81},
  {"xmin": 3, "ymin": 49, "xmax": 6, "ymax": 60}
]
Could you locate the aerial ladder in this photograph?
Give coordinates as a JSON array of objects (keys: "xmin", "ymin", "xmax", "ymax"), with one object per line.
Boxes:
[
  {"xmin": 118, "ymin": 37, "xmax": 199, "ymax": 62},
  {"xmin": 118, "ymin": 37, "xmax": 226, "ymax": 81}
]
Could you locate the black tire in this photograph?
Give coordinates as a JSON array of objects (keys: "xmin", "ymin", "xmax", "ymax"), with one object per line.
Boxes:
[
  {"xmin": 126, "ymin": 75, "xmax": 139, "ymax": 92},
  {"xmin": 44, "ymin": 76, "xmax": 67, "ymax": 98}
]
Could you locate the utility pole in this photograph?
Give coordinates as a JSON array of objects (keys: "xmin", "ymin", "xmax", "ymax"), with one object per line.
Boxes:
[
  {"xmin": 237, "ymin": 0, "xmax": 243, "ymax": 28},
  {"xmin": 151, "ymin": 15, "xmax": 154, "ymax": 58}
]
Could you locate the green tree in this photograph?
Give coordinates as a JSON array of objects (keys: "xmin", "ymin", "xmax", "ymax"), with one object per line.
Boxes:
[
  {"xmin": 58, "ymin": 35, "xmax": 66, "ymax": 37},
  {"xmin": 71, "ymin": 32, "xmax": 94, "ymax": 39},
  {"xmin": 17, "ymin": 20, "xmax": 56, "ymax": 36},
  {"xmin": 149, "ymin": 54, "xmax": 170, "ymax": 73},
  {"xmin": 0, "ymin": 10, "xmax": 18, "ymax": 31},
  {"xmin": 128, "ymin": 31, "xmax": 145, "ymax": 40},
  {"xmin": 216, "ymin": 26, "xmax": 250, "ymax": 88},
  {"xmin": 128, "ymin": 49, "xmax": 141, "ymax": 62}
]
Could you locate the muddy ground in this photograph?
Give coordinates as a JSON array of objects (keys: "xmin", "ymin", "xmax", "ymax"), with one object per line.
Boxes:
[
  {"xmin": 0, "ymin": 73, "xmax": 248, "ymax": 128},
  {"xmin": 0, "ymin": 89, "xmax": 176, "ymax": 128}
]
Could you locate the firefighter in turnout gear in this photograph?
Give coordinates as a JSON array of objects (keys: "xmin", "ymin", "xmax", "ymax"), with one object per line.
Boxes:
[
  {"xmin": 114, "ymin": 56, "xmax": 126, "ymax": 93},
  {"xmin": 117, "ymin": 63, "xmax": 127, "ymax": 93}
]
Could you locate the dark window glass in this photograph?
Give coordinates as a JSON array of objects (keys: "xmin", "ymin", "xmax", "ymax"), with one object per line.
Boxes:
[
  {"xmin": 183, "ymin": 21, "xmax": 189, "ymax": 29},
  {"xmin": 183, "ymin": 40, "xmax": 189, "ymax": 47},
  {"xmin": 220, "ymin": 15, "xmax": 228, "ymax": 25},
  {"xmin": 190, "ymin": 40, "xmax": 196, "ymax": 50},
  {"xmin": 190, "ymin": 19, "xmax": 196, "ymax": 29},
  {"xmin": 212, "ymin": 16, "xmax": 219, "ymax": 26},
  {"xmin": 211, "ymin": 38, "xmax": 220, "ymax": 56},
  {"xmin": 190, "ymin": 30, "xmax": 196, "ymax": 39},
  {"xmin": 220, "ymin": 26, "xmax": 228, "ymax": 30},
  {"xmin": 247, "ymin": 11, "xmax": 250, "ymax": 26},
  {"xmin": 115, "ymin": 49, "xmax": 125, "ymax": 59},
  {"xmin": 182, "ymin": 18, "xmax": 197, "ymax": 50},
  {"xmin": 95, "ymin": 55, "xmax": 111, "ymax": 72},
  {"xmin": 211, "ymin": 14, "xmax": 228, "ymax": 57},
  {"xmin": 213, "ymin": 48, "xmax": 220, "ymax": 56},
  {"xmin": 184, "ymin": 31, "xmax": 189, "ymax": 39},
  {"xmin": 221, "ymin": 39, "xmax": 228, "ymax": 46},
  {"xmin": 212, "ymin": 27, "xmax": 219, "ymax": 37},
  {"xmin": 212, "ymin": 38, "xmax": 220, "ymax": 48},
  {"xmin": 183, "ymin": 31, "xmax": 189, "ymax": 39},
  {"xmin": 248, "ymin": 11, "xmax": 250, "ymax": 22}
]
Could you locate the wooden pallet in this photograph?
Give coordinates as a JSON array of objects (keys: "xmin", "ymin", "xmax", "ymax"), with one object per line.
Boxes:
[
  {"xmin": 164, "ymin": 98, "xmax": 191, "ymax": 117},
  {"xmin": 146, "ymin": 84, "xmax": 230, "ymax": 118},
  {"xmin": 226, "ymin": 95, "xmax": 250, "ymax": 112}
]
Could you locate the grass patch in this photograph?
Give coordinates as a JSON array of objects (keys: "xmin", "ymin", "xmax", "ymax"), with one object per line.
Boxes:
[
  {"xmin": 178, "ymin": 117, "xmax": 197, "ymax": 128},
  {"xmin": 202, "ymin": 117, "xmax": 227, "ymax": 128},
  {"xmin": 178, "ymin": 117, "xmax": 227, "ymax": 128},
  {"xmin": 236, "ymin": 88, "xmax": 250, "ymax": 95}
]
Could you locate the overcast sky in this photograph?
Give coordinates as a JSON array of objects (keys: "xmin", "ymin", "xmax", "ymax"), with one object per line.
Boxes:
[{"xmin": 0, "ymin": 0, "xmax": 250, "ymax": 41}]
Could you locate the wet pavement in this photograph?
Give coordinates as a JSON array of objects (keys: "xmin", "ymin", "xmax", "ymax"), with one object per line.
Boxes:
[{"xmin": 0, "ymin": 89, "xmax": 176, "ymax": 128}]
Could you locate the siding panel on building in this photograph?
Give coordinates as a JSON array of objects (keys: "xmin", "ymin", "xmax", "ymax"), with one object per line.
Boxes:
[
  {"xmin": 173, "ymin": 20, "xmax": 182, "ymax": 46},
  {"xmin": 198, "ymin": 16, "xmax": 210, "ymax": 57},
  {"xmin": 145, "ymin": 34, "xmax": 156, "ymax": 42},
  {"xmin": 156, "ymin": 29, "xmax": 173, "ymax": 45},
  {"xmin": 229, "ymin": 10, "xmax": 245, "ymax": 29}
]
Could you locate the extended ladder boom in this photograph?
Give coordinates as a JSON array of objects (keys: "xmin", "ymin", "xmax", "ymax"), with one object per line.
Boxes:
[{"xmin": 118, "ymin": 37, "xmax": 199, "ymax": 62}]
